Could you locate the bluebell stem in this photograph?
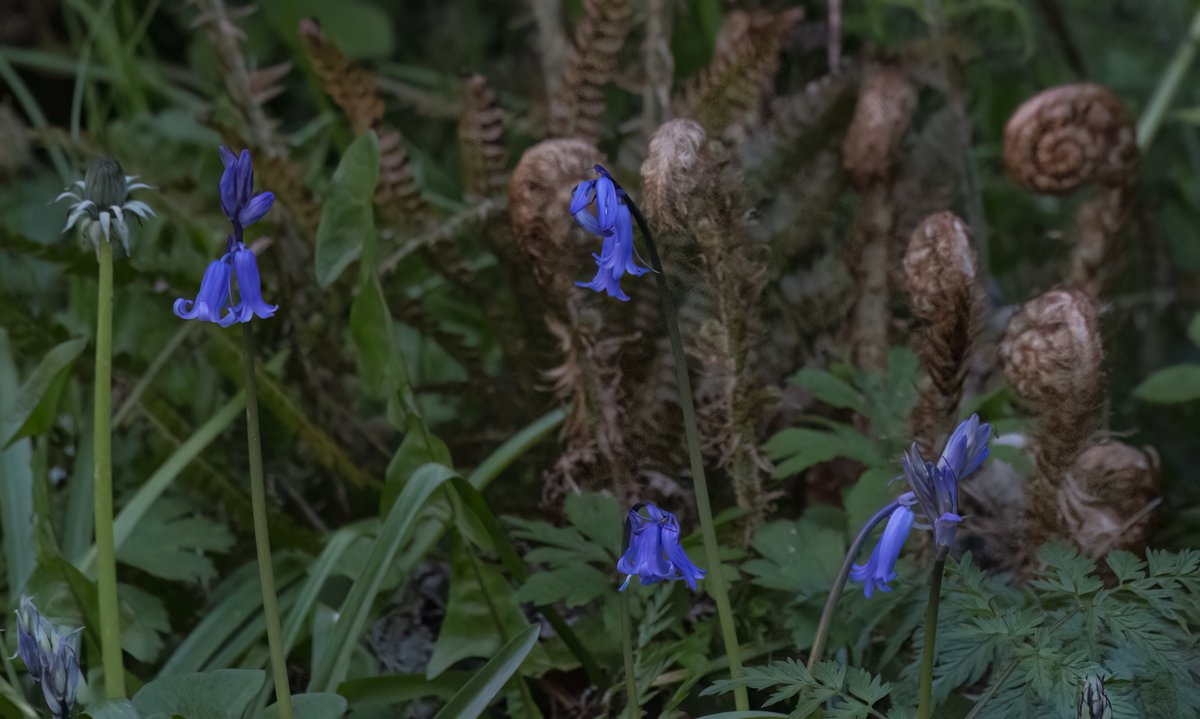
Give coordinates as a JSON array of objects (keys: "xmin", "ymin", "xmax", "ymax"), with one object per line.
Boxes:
[
  {"xmin": 173, "ymin": 147, "xmax": 277, "ymax": 326},
  {"xmin": 849, "ymin": 501, "xmax": 915, "ymax": 598},
  {"xmin": 56, "ymin": 156, "xmax": 155, "ymax": 257},
  {"xmin": 570, "ymin": 165, "xmax": 650, "ymax": 302},
  {"xmin": 617, "ymin": 503, "xmax": 707, "ymax": 591}
]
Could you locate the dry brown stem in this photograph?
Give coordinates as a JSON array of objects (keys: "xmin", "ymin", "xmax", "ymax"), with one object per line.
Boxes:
[
  {"xmin": 1000, "ymin": 289, "xmax": 1104, "ymax": 550},
  {"xmin": 676, "ymin": 8, "xmax": 804, "ymax": 138},
  {"xmin": 904, "ymin": 212, "xmax": 980, "ymax": 456},
  {"xmin": 842, "ymin": 63, "xmax": 917, "ymax": 373},
  {"xmin": 548, "ymin": 0, "xmax": 633, "ymax": 143}
]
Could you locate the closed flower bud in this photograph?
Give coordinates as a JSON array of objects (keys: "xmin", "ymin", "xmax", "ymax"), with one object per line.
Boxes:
[
  {"xmin": 1077, "ymin": 675, "xmax": 1113, "ymax": 719},
  {"xmin": 84, "ymin": 157, "xmax": 128, "ymax": 209},
  {"xmin": 57, "ymin": 156, "xmax": 155, "ymax": 257},
  {"xmin": 40, "ymin": 630, "xmax": 82, "ymax": 719}
]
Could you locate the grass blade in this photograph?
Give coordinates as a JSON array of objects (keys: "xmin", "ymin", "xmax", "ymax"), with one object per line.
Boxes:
[{"xmin": 431, "ymin": 624, "xmax": 540, "ymax": 719}]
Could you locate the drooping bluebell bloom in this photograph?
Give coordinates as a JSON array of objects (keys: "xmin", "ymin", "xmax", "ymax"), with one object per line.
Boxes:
[
  {"xmin": 851, "ymin": 415, "xmax": 991, "ymax": 597},
  {"xmin": 617, "ymin": 503, "xmax": 707, "ymax": 591},
  {"xmin": 903, "ymin": 414, "xmax": 991, "ymax": 550},
  {"xmin": 173, "ymin": 147, "xmax": 278, "ymax": 325},
  {"xmin": 570, "ymin": 165, "xmax": 650, "ymax": 302},
  {"xmin": 850, "ymin": 501, "xmax": 915, "ymax": 598},
  {"xmin": 14, "ymin": 596, "xmax": 55, "ymax": 681}
]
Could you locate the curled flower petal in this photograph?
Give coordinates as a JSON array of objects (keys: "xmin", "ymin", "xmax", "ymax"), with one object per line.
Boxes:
[
  {"xmin": 569, "ymin": 180, "xmax": 595, "ymax": 216},
  {"xmin": 219, "ymin": 145, "xmax": 237, "ymax": 168},
  {"xmin": 660, "ymin": 513, "xmax": 706, "ymax": 590},
  {"xmin": 173, "ymin": 259, "xmax": 234, "ymax": 325},
  {"xmin": 230, "ymin": 244, "xmax": 278, "ymax": 322},
  {"xmin": 851, "ymin": 505, "xmax": 914, "ymax": 598},
  {"xmin": 219, "ymin": 160, "xmax": 238, "ymax": 220},
  {"xmin": 593, "ymin": 165, "xmax": 619, "ymax": 231},
  {"xmin": 238, "ymin": 192, "xmax": 274, "ymax": 227},
  {"xmin": 617, "ymin": 506, "xmax": 671, "ymax": 587}
]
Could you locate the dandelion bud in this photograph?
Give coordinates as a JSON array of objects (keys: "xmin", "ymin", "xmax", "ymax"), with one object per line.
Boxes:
[
  {"xmin": 641, "ymin": 119, "xmax": 711, "ymax": 232},
  {"xmin": 1060, "ymin": 441, "xmax": 1159, "ymax": 557},
  {"xmin": 1001, "ymin": 290, "xmax": 1104, "ymax": 549},
  {"xmin": 1076, "ymin": 675, "xmax": 1113, "ymax": 719},
  {"xmin": 84, "ymin": 157, "xmax": 128, "ymax": 209}
]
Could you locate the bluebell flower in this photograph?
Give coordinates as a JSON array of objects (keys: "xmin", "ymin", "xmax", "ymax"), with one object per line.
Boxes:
[
  {"xmin": 173, "ymin": 148, "xmax": 278, "ymax": 325},
  {"xmin": 850, "ymin": 415, "xmax": 991, "ymax": 598},
  {"xmin": 850, "ymin": 502, "xmax": 915, "ymax": 598},
  {"xmin": 219, "ymin": 146, "xmax": 275, "ymax": 236},
  {"xmin": 14, "ymin": 596, "xmax": 54, "ymax": 681},
  {"xmin": 570, "ymin": 165, "xmax": 650, "ymax": 302},
  {"xmin": 902, "ymin": 414, "xmax": 991, "ymax": 551},
  {"xmin": 617, "ymin": 503, "xmax": 707, "ymax": 591},
  {"xmin": 40, "ymin": 629, "xmax": 82, "ymax": 719}
]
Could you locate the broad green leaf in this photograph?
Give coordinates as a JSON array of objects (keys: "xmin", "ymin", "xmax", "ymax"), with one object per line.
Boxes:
[
  {"xmin": 842, "ymin": 467, "xmax": 902, "ymax": 534},
  {"xmin": 0, "ymin": 336, "xmax": 87, "ymax": 448},
  {"xmin": 337, "ymin": 673, "xmax": 467, "ymax": 706},
  {"xmin": 515, "ymin": 565, "xmax": 611, "ymax": 607},
  {"xmin": 789, "ymin": 368, "xmax": 868, "ymax": 413},
  {"xmin": 743, "ymin": 516, "xmax": 845, "ymax": 594},
  {"xmin": 117, "ymin": 496, "xmax": 234, "ymax": 583},
  {"xmin": 1134, "ymin": 364, "xmax": 1200, "ymax": 403},
  {"xmin": 132, "ymin": 669, "xmax": 264, "ymax": 719},
  {"xmin": 263, "ymin": 693, "xmax": 346, "ymax": 719},
  {"xmin": 262, "ymin": 0, "xmax": 395, "ymax": 59},
  {"xmin": 563, "ymin": 492, "xmax": 623, "ymax": 557},
  {"xmin": 432, "ymin": 625, "xmax": 540, "ymax": 719},
  {"xmin": 315, "ymin": 131, "xmax": 380, "ymax": 287},
  {"xmin": 381, "ymin": 414, "xmax": 451, "ymax": 516},
  {"xmin": 282, "ymin": 524, "xmax": 367, "ymax": 653},
  {"xmin": 692, "ymin": 714, "xmax": 788, "ymax": 719},
  {"xmin": 427, "ymin": 539, "xmax": 538, "ymax": 678},
  {"xmin": 309, "ymin": 463, "xmax": 456, "ymax": 691},
  {"xmin": 350, "ymin": 276, "xmax": 401, "ymax": 398},
  {"xmin": 83, "ymin": 699, "xmax": 140, "ymax": 719},
  {"xmin": 764, "ymin": 426, "xmax": 882, "ymax": 478}
]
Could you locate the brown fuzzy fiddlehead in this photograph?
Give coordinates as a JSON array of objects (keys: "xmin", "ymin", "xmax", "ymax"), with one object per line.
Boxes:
[
  {"xmin": 548, "ymin": 0, "xmax": 632, "ymax": 144},
  {"xmin": 1059, "ymin": 441, "xmax": 1159, "ymax": 558},
  {"xmin": 1000, "ymin": 289, "xmax": 1104, "ymax": 551},
  {"xmin": 457, "ymin": 74, "xmax": 508, "ymax": 200},
  {"xmin": 1003, "ymin": 84, "xmax": 1139, "ymax": 297},
  {"xmin": 904, "ymin": 212, "xmax": 980, "ymax": 456}
]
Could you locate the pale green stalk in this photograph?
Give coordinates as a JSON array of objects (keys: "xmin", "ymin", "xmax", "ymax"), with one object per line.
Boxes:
[
  {"xmin": 243, "ymin": 326, "xmax": 293, "ymax": 719},
  {"xmin": 1138, "ymin": 5, "xmax": 1200, "ymax": 150},
  {"xmin": 93, "ymin": 240, "xmax": 124, "ymax": 698},
  {"xmin": 627, "ymin": 203, "xmax": 747, "ymax": 710}
]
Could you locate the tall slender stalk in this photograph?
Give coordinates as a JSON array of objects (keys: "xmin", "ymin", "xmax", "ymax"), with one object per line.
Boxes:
[
  {"xmin": 93, "ymin": 240, "xmax": 124, "ymax": 698},
  {"xmin": 1138, "ymin": 4, "xmax": 1200, "ymax": 150},
  {"xmin": 622, "ymin": 590, "xmax": 639, "ymax": 718},
  {"xmin": 917, "ymin": 556, "xmax": 948, "ymax": 719},
  {"xmin": 627, "ymin": 204, "xmax": 747, "ymax": 711},
  {"xmin": 808, "ymin": 500, "xmax": 900, "ymax": 669},
  {"xmin": 242, "ymin": 326, "xmax": 293, "ymax": 719}
]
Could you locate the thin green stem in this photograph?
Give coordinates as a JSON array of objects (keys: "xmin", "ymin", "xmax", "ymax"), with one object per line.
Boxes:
[
  {"xmin": 93, "ymin": 240, "xmax": 124, "ymax": 698},
  {"xmin": 242, "ymin": 326, "xmax": 293, "ymax": 719},
  {"xmin": 462, "ymin": 536, "xmax": 541, "ymax": 718},
  {"xmin": 808, "ymin": 501, "xmax": 900, "ymax": 670},
  {"xmin": 1138, "ymin": 4, "xmax": 1200, "ymax": 150},
  {"xmin": 628, "ymin": 203, "xmax": 747, "ymax": 710},
  {"xmin": 622, "ymin": 590, "xmax": 639, "ymax": 718},
  {"xmin": 917, "ymin": 556, "xmax": 948, "ymax": 719}
]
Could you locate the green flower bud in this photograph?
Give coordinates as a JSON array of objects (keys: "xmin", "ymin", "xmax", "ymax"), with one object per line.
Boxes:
[{"xmin": 83, "ymin": 157, "xmax": 128, "ymax": 209}]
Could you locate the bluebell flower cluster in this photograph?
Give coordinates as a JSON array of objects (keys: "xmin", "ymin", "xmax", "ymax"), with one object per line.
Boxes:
[
  {"xmin": 15, "ymin": 597, "xmax": 83, "ymax": 719},
  {"xmin": 851, "ymin": 415, "xmax": 992, "ymax": 597},
  {"xmin": 569, "ymin": 165, "xmax": 650, "ymax": 302},
  {"xmin": 617, "ymin": 503, "xmax": 707, "ymax": 591},
  {"xmin": 173, "ymin": 147, "xmax": 277, "ymax": 326}
]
